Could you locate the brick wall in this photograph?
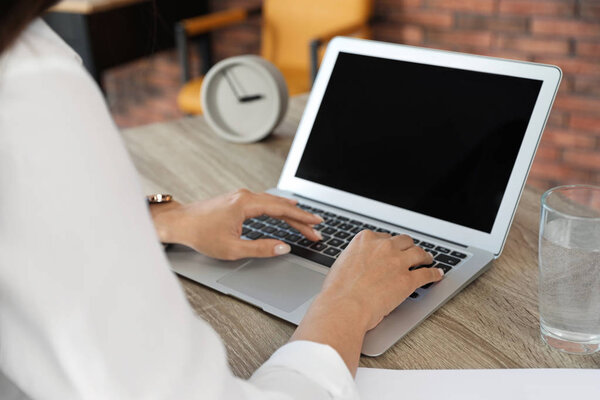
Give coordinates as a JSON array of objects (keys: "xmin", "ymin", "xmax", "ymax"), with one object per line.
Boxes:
[{"xmin": 208, "ymin": 0, "xmax": 600, "ymax": 190}]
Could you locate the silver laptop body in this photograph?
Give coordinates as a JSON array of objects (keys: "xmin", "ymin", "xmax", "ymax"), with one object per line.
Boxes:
[{"xmin": 168, "ymin": 38, "xmax": 561, "ymax": 356}]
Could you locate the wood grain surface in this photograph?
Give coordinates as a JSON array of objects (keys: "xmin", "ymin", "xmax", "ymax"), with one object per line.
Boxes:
[{"xmin": 121, "ymin": 95, "xmax": 599, "ymax": 378}]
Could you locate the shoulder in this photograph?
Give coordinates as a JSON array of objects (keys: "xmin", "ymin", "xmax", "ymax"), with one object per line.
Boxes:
[{"xmin": 0, "ymin": 18, "xmax": 83, "ymax": 80}]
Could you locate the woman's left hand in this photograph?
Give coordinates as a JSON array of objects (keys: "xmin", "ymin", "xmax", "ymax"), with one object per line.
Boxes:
[{"xmin": 149, "ymin": 189, "xmax": 323, "ymax": 260}]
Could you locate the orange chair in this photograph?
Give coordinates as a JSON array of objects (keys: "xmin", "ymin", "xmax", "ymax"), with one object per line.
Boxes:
[{"xmin": 175, "ymin": 0, "xmax": 373, "ymax": 115}]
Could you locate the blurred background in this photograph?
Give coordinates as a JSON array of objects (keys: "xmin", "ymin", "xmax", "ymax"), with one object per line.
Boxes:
[{"xmin": 46, "ymin": 0, "xmax": 599, "ymax": 191}]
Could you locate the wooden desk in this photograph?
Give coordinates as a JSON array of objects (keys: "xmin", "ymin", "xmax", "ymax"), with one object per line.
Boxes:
[{"xmin": 121, "ymin": 95, "xmax": 600, "ymax": 378}]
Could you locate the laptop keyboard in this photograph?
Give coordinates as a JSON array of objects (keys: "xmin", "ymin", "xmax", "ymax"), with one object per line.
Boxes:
[{"xmin": 241, "ymin": 202, "xmax": 468, "ymax": 298}]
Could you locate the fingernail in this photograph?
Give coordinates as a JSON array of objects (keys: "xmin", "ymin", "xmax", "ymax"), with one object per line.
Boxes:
[
  {"xmin": 438, "ymin": 268, "xmax": 445, "ymax": 277},
  {"xmin": 313, "ymin": 229, "xmax": 323, "ymax": 240},
  {"xmin": 315, "ymin": 215, "xmax": 324, "ymax": 223},
  {"xmin": 274, "ymin": 243, "xmax": 291, "ymax": 255}
]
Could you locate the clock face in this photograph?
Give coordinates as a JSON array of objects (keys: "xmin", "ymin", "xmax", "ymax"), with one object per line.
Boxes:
[{"xmin": 202, "ymin": 56, "xmax": 287, "ymax": 143}]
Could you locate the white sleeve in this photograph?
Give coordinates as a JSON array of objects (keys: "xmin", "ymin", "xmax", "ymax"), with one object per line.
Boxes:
[{"xmin": 0, "ymin": 42, "xmax": 358, "ymax": 400}]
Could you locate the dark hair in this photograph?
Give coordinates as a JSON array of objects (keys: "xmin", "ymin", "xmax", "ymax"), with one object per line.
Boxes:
[{"xmin": 0, "ymin": 0, "xmax": 60, "ymax": 55}]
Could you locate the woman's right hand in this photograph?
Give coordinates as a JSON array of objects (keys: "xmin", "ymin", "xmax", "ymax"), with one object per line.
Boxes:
[
  {"xmin": 321, "ymin": 230, "xmax": 444, "ymax": 331},
  {"xmin": 290, "ymin": 230, "xmax": 444, "ymax": 375}
]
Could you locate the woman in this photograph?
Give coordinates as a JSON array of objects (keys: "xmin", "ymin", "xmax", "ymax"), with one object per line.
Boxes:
[{"xmin": 0, "ymin": 1, "xmax": 443, "ymax": 399}]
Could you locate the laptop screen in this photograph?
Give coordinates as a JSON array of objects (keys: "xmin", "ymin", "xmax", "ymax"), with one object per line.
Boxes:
[{"xmin": 295, "ymin": 52, "xmax": 543, "ymax": 233}]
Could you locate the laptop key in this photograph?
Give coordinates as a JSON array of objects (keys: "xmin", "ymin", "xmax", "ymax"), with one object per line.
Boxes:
[
  {"xmin": 425, "ymin": 249, "xmax": 438, "ymax": 257},
  {"xmin": 289, "ymin": 244, "xmax": 335, "ymax": 267},
  {"xmin": 409, "ymin": 292, "xmax": 419, "ymax": 299},
  {"xmin": 339, "ymin": 223, "xmax": 354, "ymax": 231},
  {"xmin": 310, "ymin": 242, "xmax": 328, "ymax": 252},
  {"xmin": 451, "ymin": 251, "xmax": 467, "ymax": 259},
  {"xmin": 250, "ymin": 222, "xmax": 265, "ymax": 229},
  {"xmin": 435, "ymin": 254, "xmax": 461, "ymax": 266},
  {"xmin": 412, "ymin": 238, "xmax": 420, "ymax": 244},
  {"xmin": 421, "ymin": 282, "xmax": 434, "ymax": 289},
  {"xmin": 324, "ymin": 247, "xmax": 341, "ymax": 257},
  {"xmin": 327, "ymin": 220, "xmax": 341, "ymax": 227},
  {"xmin": 376, "ymin": 228, "xmax": 391, "ymax": 233},
  {"xmin": 420, "ymin": 241, "xmax": 435, "ymax": 249},
  {"xmin": 327, "ymin": 238, "xmax": 345, "ymax": 247},
  {"xmin": 340, "ymin": 243, "xmax": 349, "ymax": 250},
  {"xmin": 334, "ymin": 231, "xmax": 350, "ymax": 239},
  {"xmin": 285, "ymin": 234, "xmax": 302, "ymax": 243},
  {"xmin": 274, "ymin": 230, "xmax": 289, "ymax": 238},
  {"xmin": 266, "ymin": 217, "xmax": 282, "ymax": 226},
  {"xmin": 322, "ymin": 227, "xmax": 337, "ymax": 235},
  {"xmin": 349, "ymin": 220, "xmax": 363, "ymax": 226},
  {"xmin": 261, "ymin": 226, "xmax": 277, "ymax": 234},
  {"xmin": 435, "ymin": 246, "xmax": 450, "ymax": 254},
  {"xmin": 350, "ymin": 227, "xmax": 363, "ymax": 234},
  {"xmin": 246, "ymin": 231, "xmax": 262, "ymax": 240},
  {"xmin": 242, "ymin": 227, "xmax": 251, "ymax": 236},
  {"xmin": 337, "ymin": 216, "xmax": 349, "ymax": 221},
  {"xmin": 363, "ymin": 224, "xmax": 377, "ymax": 230},
  {"xmin": 314, "ymin": 224, "xmax": 325, "ymax": 231},
  {"xmin": 297, "ymin": 238, "xmax": 315, "ymax": 247},
  {"xmin": 437, "ymin": 263, "xmax": 453, "ymax": 274}
]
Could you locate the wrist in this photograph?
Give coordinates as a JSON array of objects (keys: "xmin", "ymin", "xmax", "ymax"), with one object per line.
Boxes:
[
  {"xmin": 311, "ymin": 290, "xmax": 371, "ymax": 335},
  {"xmin": 149, "ymin": 201, "xmax": 183, "ymax": 243}
]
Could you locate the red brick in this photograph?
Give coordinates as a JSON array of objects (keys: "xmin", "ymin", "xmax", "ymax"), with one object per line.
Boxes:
[
  {"xmin": 495, "ymin": 36, "xmax": 570, "ymax": 56},
  {"xmin": 543, "ymin": 128, "xmax": 597, "ymax": 148},
  {"xmin": 535, "ymin": 143, "xmax": 560, "ymax": 160},
  {"xmin": 570, "ymin": 114, "xmax": 600, "ymax": 134},
  {"xmin": 576, "ymin": 42, "xmax": 600, "ymax": 59},
  {"xmin": 529, "ymin": 161, "xmax": 590, "ymax": 180},
  {"xmin": 554, "ymin": 94, "xmax": 600, "ymax": 114},
  {"xmin": 388, "ymin": 10, "xmax": 454, "ymax": 28},
  {"xmin": 377, "ymin": 0, "xmax": 424, "ymax": 9},
  {"xmin": 535, "ymin": 57, "xmax": 600, "ymax": 76},
  {"xmin": 574, "ymin": 76, "xmax": 600, "ymax": 97},
  {"xmin": 374, "ymin": 25, "xmax": 424, "ymax": 45},
  {"xmin": 499, "ymin": 0, "xmax": 575, "ymax": 16},
  {"xmin": 456, "ymin": 15, "xmax": 528, "ymax": 33},
  {"xmin": 426, "ymin": 0, "xmax": 495, "ymax": 13},
  {"xmin": 427, "ymin": 30, "xmax": 493, "ymax": 48},
  {"xmin": 581, "ymin": 1, "xmax": 600, "ymax": 20},
  {"xmin": 531, "ymin": 18, "xmax": 600, "ymax": 38},
  {"xmin": 563, "ymin": 150, "xmax": 600, "ymax": 169},
  {"xmin": 547, "ymin": 110, "xmax": 569, "ymax": 127},
  {"xmin": 484, "ymin": 48, "xmax": 533, "ymax": 61}
]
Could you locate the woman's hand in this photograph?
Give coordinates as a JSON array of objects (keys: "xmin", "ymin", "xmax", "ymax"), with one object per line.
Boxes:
[
  {"xmin": 149, "ymin": 189, "xmax": 323, "ymax": 260},
  {"xmin": 291, "ymin": 230, "xmax": 444, "ymax": 375}
]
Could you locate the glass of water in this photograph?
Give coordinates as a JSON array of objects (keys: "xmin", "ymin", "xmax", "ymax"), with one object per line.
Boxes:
[{"xmin": 539, "ymin": 185, "xmax": 600, "ymax": 354}]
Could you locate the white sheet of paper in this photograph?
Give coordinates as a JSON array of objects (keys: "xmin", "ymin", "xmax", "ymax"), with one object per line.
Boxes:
[{"xmin": 355, "ymin": 368, "xmax": 600, "ymax": 400}]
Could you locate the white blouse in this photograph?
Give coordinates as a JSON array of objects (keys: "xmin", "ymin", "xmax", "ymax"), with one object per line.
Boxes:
[{"xmin": 0, "ymin": 19, "xmax": 358, "ymax": 400}]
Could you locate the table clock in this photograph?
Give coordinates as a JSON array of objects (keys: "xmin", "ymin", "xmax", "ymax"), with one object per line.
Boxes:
[{"xmin": 201, "ymin": 55, "xmax": 288, "ymax": 143}]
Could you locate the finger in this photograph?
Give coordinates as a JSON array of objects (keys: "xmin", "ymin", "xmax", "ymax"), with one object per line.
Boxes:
[
  {"xmin": 230, "ymin": 238, "xmax": 291, "ymax": 259},
  {"xmin": 401, "ymin": 246, "xmax": 434, "ymax": 269},
  {"xmin": 284, "ymin": 218, "xmax": 322, "ymax": 241},
  {"xmin": 261, "ymin": 192, "xmax": 298, "ymax": 205},
  {"xmin": 389, "ymin": 234, "xmax": 414, "ymax": 250},
  {"xmin": 411, "ymin": 266, "xmax": 444, "ymax": 288}
]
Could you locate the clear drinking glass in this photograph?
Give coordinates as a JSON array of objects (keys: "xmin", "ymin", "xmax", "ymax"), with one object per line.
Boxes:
[{"xmin": 539, "ymin": 185, "xmax": 600, "ymax": 354}]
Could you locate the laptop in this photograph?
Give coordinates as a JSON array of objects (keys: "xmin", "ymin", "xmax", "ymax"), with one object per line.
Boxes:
[{"xmin": 168, "ymin": 37, "xmax": 561, "ymax": 356}]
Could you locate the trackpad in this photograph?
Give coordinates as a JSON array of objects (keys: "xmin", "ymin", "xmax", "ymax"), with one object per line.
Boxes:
[{"xmin": 217, "ymin": 257, "xmax": 325, "ymax": 313}]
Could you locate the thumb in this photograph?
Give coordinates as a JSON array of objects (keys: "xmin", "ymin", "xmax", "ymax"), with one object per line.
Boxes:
[{"xmin": 233, "ymin": 238, "xmax": 291, "ymax": 259}]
